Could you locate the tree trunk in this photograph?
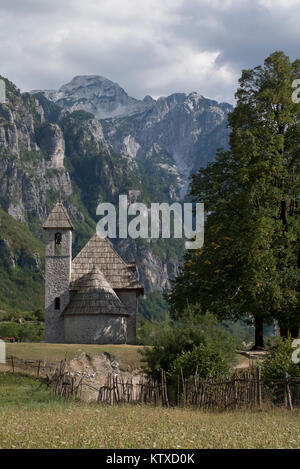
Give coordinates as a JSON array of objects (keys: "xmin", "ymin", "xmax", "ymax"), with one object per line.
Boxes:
[
  {"xmin": 289, "ymin": 328, "xmax": 299, "ymax": 339},
  {"xmin": 254, "ymin": 316, "xmax": 264, "ymax": 349},
  {"xmin": 280, "ymin": 326, "xmax": 288, "ymax": 338}
]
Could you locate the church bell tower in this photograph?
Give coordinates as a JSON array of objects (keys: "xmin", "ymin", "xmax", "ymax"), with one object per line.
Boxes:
[{"xmin": 43, "ymin": 201, "xmax": 74, "ymax": 343}]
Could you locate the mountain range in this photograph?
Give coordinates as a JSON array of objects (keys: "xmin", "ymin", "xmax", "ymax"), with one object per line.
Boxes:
[
  {"xmin": 35, "ymin": 75, "xmax": 232, "ymax": 196},
  {"xmin": 0, "ymin": 74, "xmax": 232, "ymax": 320}
]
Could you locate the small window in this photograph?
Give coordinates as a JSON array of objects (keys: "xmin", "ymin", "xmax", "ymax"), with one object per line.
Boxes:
[
  {"xmin": 55, "ymin": 232, "xmax": 62, "ymax": 255},
  {"xmin": 54, "ymin": 297, "xmax": 60, "ymax": 310}
]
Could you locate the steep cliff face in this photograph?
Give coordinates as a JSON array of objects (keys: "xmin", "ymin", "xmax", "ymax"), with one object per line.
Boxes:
[
  {"xmin": 103, "ymin": 92, "xmax": 231, "ymax": 196},
  {"xmin": 104, "ymin": 92, "xmax": 230, "ymax": 165},
  {"xmin": 36, "ymin": 123, "xmax": 65, "ymax": 169},
  {"xmin": 0, "ymin": 77, "xmax": 73, "ymax": 227}
]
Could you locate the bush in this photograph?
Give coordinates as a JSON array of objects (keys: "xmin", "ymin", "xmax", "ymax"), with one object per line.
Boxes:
[
  {"xmin": 19, "ymin": 324, "xmax": 44, "ymax": 342},
  {"xmin": 32, "ymin": 309, "xmax": 44, "ymax": 322},
  {"xmin": 0, "ymin": 323, "xmax": 19, "ymax": 337},
  {"xmin": 140, "ymin": 308, "xmax": 239, "ymax": 379},
  {"xmin": 0, "ymin": 322, "xmax": 44, "ymax": 342},
  {"xmin": 169, "ymin": 344, "xmax": 228, "ymax": 381},
  {"xmin": 262, "ymin": 337, "xmax": 300, "ymax": 382}
]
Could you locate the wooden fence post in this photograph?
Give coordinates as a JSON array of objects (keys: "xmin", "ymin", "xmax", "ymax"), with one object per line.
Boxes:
[
  {"xmin": 285, "ymin": 373, "xmax": 293, "ymax": 411},
  {"xmin": 37, "ymin": 360, "xmax": 41, "ymax": 378},
  {"xmin": 234, "ymin": 377, "xmax": 238, "ymax": 409},
  {"xmin": 161, "ymin": 369, "xmax": 165, "ymax": 406},
  {"xmin": 180, "ymin": 368, "xmax": 186, "ymax": 405},
  {"xmin": 11, "ymin": 356, "xmax": 14, "ymax": 373},
  {"xmin": 164, "ymin": 370, "xmax": 169, "ymax": 407},
  {"xmin": 257, "ymin": 366, "xmax": 262, "ymax": 408}
]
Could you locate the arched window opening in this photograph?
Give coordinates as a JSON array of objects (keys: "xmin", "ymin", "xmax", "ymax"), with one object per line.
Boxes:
[
  {"xmin": 55, "ymin": 232, "xmax": 62, "ymax": 255},
  {"xmin": 54, "ymin": 297, "xmax": 60, "ymax": 310}
]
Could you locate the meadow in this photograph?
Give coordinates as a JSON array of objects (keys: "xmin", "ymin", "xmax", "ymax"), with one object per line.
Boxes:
[
  {"xmin": 2, "ymin": 342, "xmax": 144, "ymax": 371},
  {"xmin": 0, "ymin": 372, "xmax": 299, "ymax": 449}
]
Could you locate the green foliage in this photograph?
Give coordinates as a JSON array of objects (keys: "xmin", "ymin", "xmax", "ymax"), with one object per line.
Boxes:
[
  {"xmin": 137, "ymin": 315, "xmax": 155, "ymax": 345},
  {"xmin": 0, "ymin": 207, "xmax": 44, "ymax": 312},
  {"xmin": 69, "ymin": 110, "xmax": 95, "ymax": 121},
  {"xmin": 140, "ymin": 308, "xmax": 239, "ymax": 379},
  {"xmin": 0, "ymin": 320, "xmax": 44, "ymax": 342},
  {"xmin": 137, "ymin": 151, "xmax": 181, "ymax": 203},
  {"xmin": 32, "ymin": 309, "xmax": 45, "ymax": 322},
  {"xmin": 138, "ymin": 290, "xmax": 169, "ymax": 322},
  {"xmin": 0, "ymin": 372, "xmax": 59, "ymax": 409},
  {"xmin": 62, "ymin": 113, "xmax": 142, "ymax": 216},
  {"xmin": 19, "ymin": 323, "xmax": 44, "ymax": 342},
  {"xmin": 31, "ymin": 92, "xmax": 62, "ymax": 123},
  {"xmin": 262, "ymin": 337, "xmax": 300, "ymax": 382},
  {"xmin": 0, "ymin": 76, "xmax": 20, "ymax": 106},
  {"xmin": 222, "ymin": 320, "xmax": 254, "ymax": 344},
  {"xmin": 169, "ymin": 344, "xmax": 228, "ymax": 380},
  {"xmin": 137, "ymin": 315, "xmax": 168, "ymax": 345},
  {"xmin": 167, "ymin": 51, "xmax": 300, "ymax": 347},
  {"xmin": 0, "ymin": 323, "xmax": 19, "ymax": 337}
]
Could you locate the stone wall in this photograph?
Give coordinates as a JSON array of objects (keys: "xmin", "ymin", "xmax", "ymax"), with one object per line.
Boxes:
[
  {"xmin": 45, "ymin": 228, "xmax": 72, "ymax": 343},
  {"xmin": 64, "ymin": 314, "xmax": 127, "ymax": 344},
  {"xmin": 117, "ymin": 291, "xmax": 137, "ymax": 344}
]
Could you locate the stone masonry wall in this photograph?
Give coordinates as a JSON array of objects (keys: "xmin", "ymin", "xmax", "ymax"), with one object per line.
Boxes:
[
  {"xmin": 45, "ymin": 228, "xmax": 72, "ymax": 343},
  {"xmin": 116, "ymin": 291, "xmax": 137, "ymax": 344},
  {"xmin": 64, "ymin": 314, "xmax": 127, "ymax": 344}
]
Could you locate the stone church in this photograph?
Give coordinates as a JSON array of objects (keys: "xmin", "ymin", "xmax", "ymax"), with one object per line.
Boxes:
[{"xmin": 43, "ymin": 201, "xmax": 143, "ymax": 344}]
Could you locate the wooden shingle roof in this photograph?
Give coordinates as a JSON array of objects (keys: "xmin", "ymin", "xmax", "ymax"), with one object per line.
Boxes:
[
  {"xmin": 64, "ymin": 266, "xmax": 129, "ymax": 317},
  {"xmin": 43, "ymin": 201, "xmax": 74, "ymax": 230},
  {"xmin": 71, "ymin": 234, "xmax": 143, "ymax": 293}
]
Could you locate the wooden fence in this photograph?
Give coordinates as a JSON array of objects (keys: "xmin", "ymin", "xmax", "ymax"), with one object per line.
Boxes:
[
  {"xmin": 4, "ymin": 355, "xmax": 63, "ymax": 379},
  {"xmin": 4, "ymin": 356, "xmax": 300, "ymax": 410},
  {"xmin": 49, "ymin": 361, "xmax": 167, "ymax": 405},
  {"xmin": 175, "ymin": 368, "xmax": 300, "ymax": 410},
  {"xmin": 49, "ymin": 362, "xmax": 300, "ymax": 410}
]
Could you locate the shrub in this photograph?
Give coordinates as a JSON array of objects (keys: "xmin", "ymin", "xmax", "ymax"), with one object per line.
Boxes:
[
  {"xmin": 140, "ymin": 308, "xmax": 239, "ymax": 379},
  {"xmin": 262, "ymin": 337, "xmax": 300, "ymax": 382},
  {"xmin": 0, "ymin": 323, "xmax": 19, "ymax": 338},
  {"xmin": 169, "ymin": 344, "xmax": 228, "ymax": 381},
  {"xmin": 19, "ymin": 324, "xmax": 44, "ymax": 342},
  {"xmin": 0, "ymin": 322, "xmax": 44, "ymax": 342},
  {"xmin": 32, "ymin": 309, "xmax": 45, "ymax": 322}
]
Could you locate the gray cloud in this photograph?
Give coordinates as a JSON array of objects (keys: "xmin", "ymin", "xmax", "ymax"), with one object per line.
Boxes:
[{"xmin": 1, "ymin": 0, "xmax": 300, "ymax": 104}]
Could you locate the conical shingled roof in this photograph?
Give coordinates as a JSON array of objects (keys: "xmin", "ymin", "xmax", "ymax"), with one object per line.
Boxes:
[
  {"xmin": 43, "ymin": 201, "xmax": 74, "ymax": 230},
  {"xmin": 71, "ymin": 234, "xmax": 143, "ymax": 293},
  {"xmin": 64, "ymin": 266, "xmax": 129, "ymax": 316}
]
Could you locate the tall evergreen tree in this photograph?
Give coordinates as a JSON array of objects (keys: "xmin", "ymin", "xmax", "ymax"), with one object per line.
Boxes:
[{"xmin": 168, "ymin": 52, "xmax": 300, "ymax": 348}]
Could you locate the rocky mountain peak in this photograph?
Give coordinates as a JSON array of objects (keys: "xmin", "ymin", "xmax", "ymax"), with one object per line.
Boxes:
[
  {"xmin": 143, "ymin": 95, "xmax": 155, "ymax": 104},
  {"xmin": 60, "ymin": 75, "xmax": 110, "ymax": 91}
]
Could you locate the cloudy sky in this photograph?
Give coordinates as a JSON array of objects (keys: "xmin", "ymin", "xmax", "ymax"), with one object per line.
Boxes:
[{"xmin": 1, "ymin": 0, "xmax": 300, "ymax": 104}]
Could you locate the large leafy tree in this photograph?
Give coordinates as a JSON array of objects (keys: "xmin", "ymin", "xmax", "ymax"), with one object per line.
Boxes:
[{"xmin": 168, "ymin": 51, "xmax": 300, "ymax": 348}]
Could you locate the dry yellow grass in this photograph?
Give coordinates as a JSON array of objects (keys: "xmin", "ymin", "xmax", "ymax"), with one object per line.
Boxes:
[
  {"xmin": 0, "ymin": 372, "xmax": 299, "ymax": 449},
  {"xmin": 3, "ymin": 342, "xmax": 143, "ymax": 371},
  {"xmin": 1, "ymin": 403, "xmax": 299, "ymax": 449}
]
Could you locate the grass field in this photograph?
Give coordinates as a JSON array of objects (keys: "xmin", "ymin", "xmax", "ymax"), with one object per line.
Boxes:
[
  {"xmin": 0, "ymin": 372, "xmax": 299, "ymax": 449},
  {"xmin": 2, "ymin": 342, "xmax": 144, "ymax": 371},
  {"xmin": 2, "ymin": 342, "xmax": 247, "ymax": 370}
]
